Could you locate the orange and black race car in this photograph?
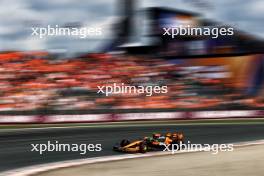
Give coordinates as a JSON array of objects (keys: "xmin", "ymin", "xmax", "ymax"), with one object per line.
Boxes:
[{"xmin": 113, "ymin": 132, "xmax": 184, "ymax": 153}]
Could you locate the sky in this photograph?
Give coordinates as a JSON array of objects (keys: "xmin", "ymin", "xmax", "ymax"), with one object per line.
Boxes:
[{"xmin": 0, "ymin": 0, "xmax": 263, "ymax": 53}]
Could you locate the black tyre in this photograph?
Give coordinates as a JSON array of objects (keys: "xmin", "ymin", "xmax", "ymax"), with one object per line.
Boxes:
[{"xmin": 139, "ymin": 142, "xmax": 148, "ymax": 153}]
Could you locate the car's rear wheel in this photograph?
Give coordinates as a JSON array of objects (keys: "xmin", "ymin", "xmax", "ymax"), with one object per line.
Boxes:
[{"xmin": 139, "ymin": 142, "xmax": 148, "ymax": 153}]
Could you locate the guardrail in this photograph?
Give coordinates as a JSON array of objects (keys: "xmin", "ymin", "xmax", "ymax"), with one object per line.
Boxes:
[{"xmin": 0, "ymin": 110, "xmax": 263, "ymax": 124}]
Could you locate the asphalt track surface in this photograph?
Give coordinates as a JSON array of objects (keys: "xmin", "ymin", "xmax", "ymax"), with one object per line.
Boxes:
[{"xmin": 0, "ymin": 121, "xmax": 264, "ymax": 172}]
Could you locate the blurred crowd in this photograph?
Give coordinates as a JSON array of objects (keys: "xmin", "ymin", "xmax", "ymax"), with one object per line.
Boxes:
[{"xmin": 0, "ymin": 51, "xmax": 263, "ymax": 112}]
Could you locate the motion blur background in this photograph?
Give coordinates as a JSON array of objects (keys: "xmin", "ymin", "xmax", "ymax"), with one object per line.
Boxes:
[{"xmin": 0, "ymin": 0, "xmax": 264, "ymax": 114}]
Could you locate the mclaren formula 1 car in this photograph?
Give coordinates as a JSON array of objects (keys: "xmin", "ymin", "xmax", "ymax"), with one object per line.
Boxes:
[{"xmin": 113, "ymin": 132, "xmax": 184, "ymax": 153}]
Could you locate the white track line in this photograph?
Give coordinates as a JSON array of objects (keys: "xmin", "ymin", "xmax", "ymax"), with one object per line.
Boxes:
[{"xmin": 1, "ymin": 140, "xmax": 264, "ymax": 176}]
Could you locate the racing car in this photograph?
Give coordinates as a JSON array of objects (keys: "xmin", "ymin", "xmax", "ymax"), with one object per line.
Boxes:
[{"xmin": 113, "ymin": 132, "xmax": 184, "ymax": 153}]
